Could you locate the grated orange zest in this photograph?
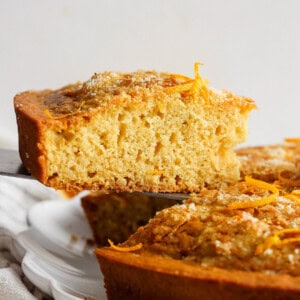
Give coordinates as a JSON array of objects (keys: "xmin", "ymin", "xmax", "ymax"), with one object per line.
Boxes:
[
  {"xmin": 44, "ymin": 100, "xmax": 85, "ymax": 119},
  {"xmin": 165, "ymin": 62, "xmax": 209, "ymax": 101},
  {"xmin": 108, "ymin": 239, "xmax": 143, "ymax": 252},
  {"xmin": 226, "ymin": 176, "xmax": 279, "ymax": 210},
  {"xmin": 256, "ymin": 228, "xmax": 300, "ymax": 255}
]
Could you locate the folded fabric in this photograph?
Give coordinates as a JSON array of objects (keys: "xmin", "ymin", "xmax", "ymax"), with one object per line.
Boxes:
[{"xmin": 0, "ymin": 175, "xmax": 59, "ymax": 300}]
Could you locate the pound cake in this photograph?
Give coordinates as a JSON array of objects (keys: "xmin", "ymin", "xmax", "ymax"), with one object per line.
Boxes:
[
  {"xmin": 95, "ymin": 175, "xmax": 300, "ymax": 300},
  {"xmin": 14, "ymin": 63, "xmax": 255, "ymax": 192},
  {"xmin": 81, "ymin": 192, "xmax": 179, "ymax": 246}
]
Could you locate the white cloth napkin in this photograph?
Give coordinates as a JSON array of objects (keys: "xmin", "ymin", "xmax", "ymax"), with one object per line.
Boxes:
[{"xmin": 0, "ymin": 175, "xmax": 59, "ymax": 300}]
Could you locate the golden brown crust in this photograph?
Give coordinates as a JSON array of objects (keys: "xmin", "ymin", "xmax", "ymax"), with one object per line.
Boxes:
[
  {"xmin": 14, "ymin": 92, "xmax": 48, "ymax": 182},
  {"xmin": 95, "ymin": 173, "xmax": 300, "ymax": 299},
  {"xmin": 96, "ymin": 248, "xmax": 300, "ymax": 300}
]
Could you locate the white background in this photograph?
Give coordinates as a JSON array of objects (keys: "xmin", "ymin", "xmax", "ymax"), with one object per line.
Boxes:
[{"xmin": 1, "ymin": 0, "xmax": 300, "ymax": 149}]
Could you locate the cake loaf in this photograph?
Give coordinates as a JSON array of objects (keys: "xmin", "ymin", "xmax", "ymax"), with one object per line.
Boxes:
[
  {"xmin": 95, "ymin": 174, "xmax": 300, "ymax": 300},
  {"xmin": 14, "ymin": 63, "xmax": 255, "ymax": 192}
]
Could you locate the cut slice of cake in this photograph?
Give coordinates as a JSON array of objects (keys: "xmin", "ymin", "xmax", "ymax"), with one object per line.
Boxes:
[{"xmin": 14, "ymin": 63, "xmax": 256, "ymax": 192}]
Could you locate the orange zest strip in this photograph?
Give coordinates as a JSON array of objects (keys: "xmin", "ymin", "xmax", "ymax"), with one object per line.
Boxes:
[
  {"xmin": 255, "ymin": 236, "xmax": 280, "ymax": 255},
  {"xmin": 284, "ymin": 137, "xmax": 300, "ymax": 143},
  {"xmin": 226, "ymin": 176, "xmax": 279, "ymax": 210},
  {"xmin": 189, "ymin": 62, "xmax": 210, "ymax": 99},
  {"xmin": 44, "ymin": 100, "xmax": 85, "ymax": 119},
  {"xmin": 164, "ymin": 81, "xmax": 194, "ymax": 94},
  {"xmin": 170, "ymin": 74, "xmax": 193, "ymax": 82},
  {"xmin": 272, "ymin": 180, "xmax": 287, "ymax": 194},
  {"xmin": 278, "ymin": 171, "xmax": 300, "ymax": 187},
  {"xmin": 285, "ymin": 190, "xmax": 300, "ymax": 204},
  {"xmin": 108, "ymin": 239, "xmax": 143, "ymax": 252},
  {"xmin": 256, "ymin": 228, "xmax": 300, "ymax": 255},
  {"xmin": 165, "ymin": 62, "xmax": 209, "ymax": 101}
]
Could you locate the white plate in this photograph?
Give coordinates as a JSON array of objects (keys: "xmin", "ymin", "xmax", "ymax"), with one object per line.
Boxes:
[
  {"xmin": 27, "ymin": 193, "xmax": 95, "ymax": 257},
  {"xmin": 13, "ymin": 196, "xmax": 106, "ymax": 300}
]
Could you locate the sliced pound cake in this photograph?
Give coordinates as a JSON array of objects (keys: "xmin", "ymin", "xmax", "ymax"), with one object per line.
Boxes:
[{"xmin": 14, "ymin": 63, "xmax": 255, "ymax": 192}]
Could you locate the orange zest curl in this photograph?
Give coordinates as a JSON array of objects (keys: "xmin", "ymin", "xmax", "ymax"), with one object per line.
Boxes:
[
  {"xmin": 164, "ymin": 81, "xmax": 194, "ymax": 94},
  {"xmin": 278, "ymin": 171, "xmax": 300, "ymax": 187},
  {"xmin": 272, "ymin": 180, "xmax": 287, "ymax": 194},
  {"xmin": 108, "ymin": 239, "xmax": 143, "ymax": 252},
  {"xmin": 285, "ymin": 190, "xmax": 300, "ymax": 204},
  {"xmin": 170, "ymin": 74, "xmax": 193, "ymax": 82},
  {"xmin": 44, "ymin": 101, "xmax": 85, "ymax": 119},
  {"xmin": 226, "ymin": 176, "xmax": 279, "ymax": 210},
  {"xmin": 165, "ymin": 62, "xmax": 209, "ymax": 101},
  {"xmin": 189, "ymin": 62, "xmax": 210, "ymax": 99},
  {"xmin": 256, "ymin": 228, "xmax": 300, "ymax": 255},
  {"xmin": 284, "ymin": 137, "xmax": 300, "ymax": 144}
]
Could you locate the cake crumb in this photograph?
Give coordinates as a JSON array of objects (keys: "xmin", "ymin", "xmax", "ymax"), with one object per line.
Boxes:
[{"xmin": 70, "ymin": 234, "xmax": 78, "ymax": 242}]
